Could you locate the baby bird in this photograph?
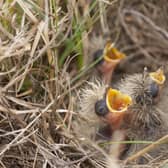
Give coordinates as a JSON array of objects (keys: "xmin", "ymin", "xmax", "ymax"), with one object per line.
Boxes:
[
  {"xmin": 117, "ymin": 68, "xmax": 165, "ymax": 130},
  {"xmin": 76, "ymin": 79, "xmax": 132, "ymax": 166},
  {"xmin": 95, "ymin": 88, "xmax": 132, "ymax": 131},
  {"xmin": 77, "ymin": 79, "xmax": 132, "ymax": 140},
  {"xmin": 93, "ymin": 42, "xmax": 126, "ymax": 85},
  {"xmin": 116, "ymin": 68, "xmax": 168, "ymax": 163},
  {"xmin": 75, "ymin": 79, "xmax": 108, "ymax": 140}
]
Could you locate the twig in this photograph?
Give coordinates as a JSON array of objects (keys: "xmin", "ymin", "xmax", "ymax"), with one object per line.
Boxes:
[
  {"xmin": 125, "ymin": 134, "xmax": 168, "ymax": 163},
  {"xmin": 0, "ymin": 100, "xmax": 55, "ymax": 157}
]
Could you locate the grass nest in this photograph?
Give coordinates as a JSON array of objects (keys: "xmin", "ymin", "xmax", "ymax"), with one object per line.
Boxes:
[{"xmin": 0, "ymin": 0, "xmax": 168, "ymax": 167}]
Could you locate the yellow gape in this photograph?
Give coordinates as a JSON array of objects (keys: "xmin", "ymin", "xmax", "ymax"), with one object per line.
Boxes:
[
  {"xmin": 106, "ymin": 88, "xmax": 132, "ymax": 113},
  {"xmin": 149, "ymin": 68, "xmax": 166, "ymax": 85},
  {"xmin": 103, "ymin": 42, "xmax": 126, "ymax": 63}
]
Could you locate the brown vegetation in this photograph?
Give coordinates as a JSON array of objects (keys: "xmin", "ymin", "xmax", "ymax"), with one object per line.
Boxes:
[{"xmin": 0, "ymin": 0, "xmax": 168, "ymax": 167}]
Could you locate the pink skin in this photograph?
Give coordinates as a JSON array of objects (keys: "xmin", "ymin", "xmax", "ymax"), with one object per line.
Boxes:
[
  {"xmin": 100, "ymin": 111, "xmax": 129, "ymax": 159},
  {"xmin": 102, "ymin": 111, "xmax": 125, "ymax": 130},
  {"xmin": 97, "ymin": 59, "xmax": 121, "ymax": 85}
]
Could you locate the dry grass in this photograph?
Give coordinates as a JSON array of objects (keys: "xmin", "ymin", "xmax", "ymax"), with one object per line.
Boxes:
[{"xmin": 0, "ymin": 0, "xmax": 168, "ymax": 168}]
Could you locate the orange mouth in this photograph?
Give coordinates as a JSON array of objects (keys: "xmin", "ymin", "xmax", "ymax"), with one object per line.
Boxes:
[
  {"xmin": 149, "ymin": 68, "xmax": 166, "ymax": 85},
  {"xmin": 106, "ymin": 88, "xmax": 132, "ymax": 113},
  {"xmin": 103, "ymin": 42, "xmax": 126, "ymax": 63}
]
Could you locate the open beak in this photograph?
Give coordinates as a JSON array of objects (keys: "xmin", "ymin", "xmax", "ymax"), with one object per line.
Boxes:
[
  {"xmin": 149, "ymin": 68, "xmax": 166, "ymax": 85},
  {"xmin": 103, "ymin": 42, "xmax": 126, "ymax": 64},
  {"xmin": 102, "ymin": 88, "xmax": 132, "ymax": 130},
  {"xmin": 106, "ymin": 88, "xmax": 132, "ymax": 113},
  {"xmin": 97, "ymin": 42, "xmax": 126, "ymax": 84}
]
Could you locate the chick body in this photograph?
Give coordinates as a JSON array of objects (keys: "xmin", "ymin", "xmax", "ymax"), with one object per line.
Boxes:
[
  {"xmin": 73, "ymin": 79, "xmax": 108, "ymax": 140},
  {"xmin": 117, "ymin": 73, "xmax": 168, "ymax": 162}
]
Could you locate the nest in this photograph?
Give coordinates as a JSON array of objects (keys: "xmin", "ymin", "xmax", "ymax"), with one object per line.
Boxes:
[{"xmin": 0, "ymin": 0, "xmax": 168, "ymax": 168}]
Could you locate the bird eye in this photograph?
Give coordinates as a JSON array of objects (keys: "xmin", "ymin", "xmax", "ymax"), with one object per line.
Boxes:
[
  {"xmin": 95, "ymin": 99, "xmax": 108, "ymax": 116},
  {"xmin": 93, "ymin": 49, "xmax": 103, "ymax": 65},
  {"xmin": 149, "ymin": 83, "xmax": 159, "ymax": 98}
]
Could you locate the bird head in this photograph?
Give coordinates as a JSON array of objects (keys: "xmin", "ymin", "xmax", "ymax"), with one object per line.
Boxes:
[
  {"xmin": 103, "ymin": 42, "xmax": 126, "ymax": 65},
  {"xmin": 95, "ymin": 88, "xmax": 132, "ymax": 129},
  {"xmin": 117, "ymin": 68, "xmax": 166, "ymax": 129},
  {"xmin": 93, "ymin": 42, "xmax": 126, "ymax": 84},
  {"xmin": 149, "ymin": 68, "xmax": 165, "ymax": 85},
  {"xmin": 106, "ymin": 88, "xmax": 132, "ymax": 113}
]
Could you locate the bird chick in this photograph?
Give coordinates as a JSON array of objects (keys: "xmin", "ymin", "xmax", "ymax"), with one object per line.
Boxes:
[
  {"xmin": 99, "ymin": 88, "xmax": 132, "ymax": 130},
  {"xmin": 118, "ymin": 68, "xmax": 166, "ymax": 129},
  {"xmin": 75, "ymin": 79, "xmax": 132, "ymax": 165},
  {"xmin": 75, "ymin": 78, "xmax": 132, "ymax": 139},
  {"xmin": 95, "ymin": 88, "xmax": 132, "ymax": 161},
  {"xmin": 116, "ymin": 68, "xmax": 168, "ymax": 162},
  {"xmin": 93, "ymin": 42, "xmax": 126, "ymax": 85},
  {"xmin": 74, "ymin": 79, "xmax": 108, "ymax": 140}
]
